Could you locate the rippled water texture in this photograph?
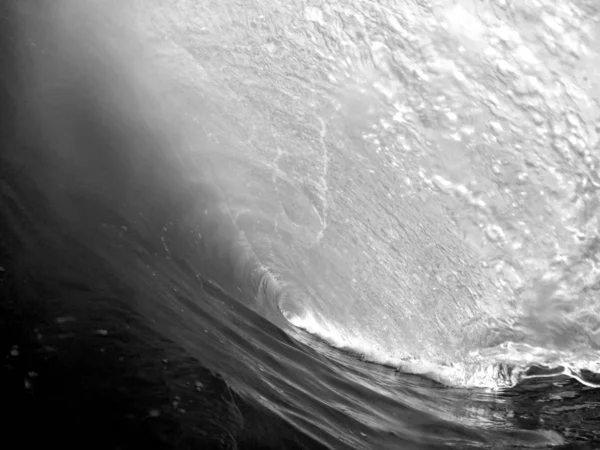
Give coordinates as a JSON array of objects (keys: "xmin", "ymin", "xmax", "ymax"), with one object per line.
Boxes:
[
  {"xmin": 121, "ymin": 0, "xmax": 600, "ymax": 388},
  {"xmin": 1, "ymin": 0, "xmax": 600, "ymax": 448}
]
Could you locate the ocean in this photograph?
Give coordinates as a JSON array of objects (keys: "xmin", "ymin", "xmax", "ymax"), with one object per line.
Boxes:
[{"xmin": 1, "ymin": 0, "xmax": 599, "ymax": 448}]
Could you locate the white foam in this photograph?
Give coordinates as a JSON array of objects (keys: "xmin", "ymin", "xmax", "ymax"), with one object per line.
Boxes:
[{"xmin": 284, "ymin": 309, "xmax": 600, "ymax": 390}]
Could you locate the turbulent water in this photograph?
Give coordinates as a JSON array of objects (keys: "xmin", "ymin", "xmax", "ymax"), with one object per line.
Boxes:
[{"xmin": 1, "ymin": 0, "xmax": 600, "ymax": 448}]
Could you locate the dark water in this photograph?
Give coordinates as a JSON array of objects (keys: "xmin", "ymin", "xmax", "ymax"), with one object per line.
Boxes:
[{"xmin": 1, "ymin": 1, "xmax": 599, "ymax": 449}]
